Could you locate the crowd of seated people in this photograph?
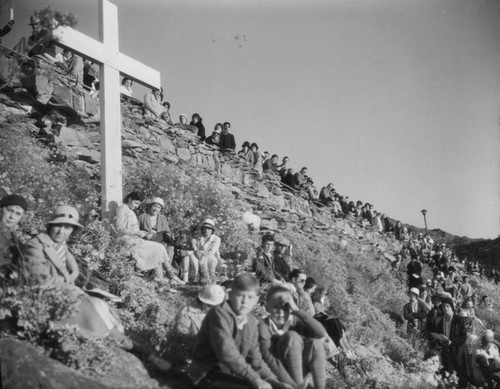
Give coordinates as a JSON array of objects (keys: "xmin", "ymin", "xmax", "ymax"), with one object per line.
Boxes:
[
  {"xmin": 393, "ymin": 227, "xmax": 500, "ymax": 387},
  {"xmin": 2, "ymin": 191, "xmax": 363, "ymax": 387}
]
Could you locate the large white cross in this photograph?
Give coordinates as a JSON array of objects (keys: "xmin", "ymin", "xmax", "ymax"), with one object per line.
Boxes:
[{"xmin": 51, "ymin": 0, "xmax": 161, "ymax": 218}]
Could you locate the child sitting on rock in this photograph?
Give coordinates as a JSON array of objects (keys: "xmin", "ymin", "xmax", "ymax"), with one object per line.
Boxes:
[
  {"xmin": 188, "ymin": 274, "xmax": 291, "ymax": 389},
  {"xmin": 259, "ymin": 285, "xmax": 327, "ymax": 389}
]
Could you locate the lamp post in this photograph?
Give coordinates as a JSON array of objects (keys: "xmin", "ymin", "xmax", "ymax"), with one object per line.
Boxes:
[{"xmin": 421, "ymin": 209, "xmax": 428, "ymax": 235}]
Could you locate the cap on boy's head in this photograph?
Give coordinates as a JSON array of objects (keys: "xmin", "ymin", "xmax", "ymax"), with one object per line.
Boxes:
[
  {"xmin": 231, "ymin": 273, "xmax": 260, "ymax": 293},
  {"xmin": 266, "ymin": 285, "xmax": 291, "ymax": 304},
  {"xmin": 262, "ymin": 233, "xmax": 274, "ymax": 243}
]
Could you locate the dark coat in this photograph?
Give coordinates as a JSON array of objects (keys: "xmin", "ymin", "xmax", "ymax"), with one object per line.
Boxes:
[
  {"xmin": 219, "ymin": 132, "xmax": 236, "ymax": 151},
  {"xmin": 191, "ymin": 121, "xmax": 206, "ymax": 141}
]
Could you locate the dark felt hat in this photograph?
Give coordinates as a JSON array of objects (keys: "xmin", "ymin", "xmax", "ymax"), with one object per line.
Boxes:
[{"xmin": 0, "ymin": 194, "xmax": 28, "ymax": 211}]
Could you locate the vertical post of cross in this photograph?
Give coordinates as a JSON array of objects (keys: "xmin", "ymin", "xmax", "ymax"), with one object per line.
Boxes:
[{"xmin": 98, "ymin": 0, "xmax": 122, "ymax": 218}]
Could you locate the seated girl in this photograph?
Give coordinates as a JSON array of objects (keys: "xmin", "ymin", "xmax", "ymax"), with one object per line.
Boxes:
[{"xmin": 191, "ymin": 219, "xmax": 222, "ymax": 284}]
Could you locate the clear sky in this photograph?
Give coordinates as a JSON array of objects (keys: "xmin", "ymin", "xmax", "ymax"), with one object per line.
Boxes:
[{"xmin": 4, "ymin": 0, "xmax": 500, "ymax": 239}]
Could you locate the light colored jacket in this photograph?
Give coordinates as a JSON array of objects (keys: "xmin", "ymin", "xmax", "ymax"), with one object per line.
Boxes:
[{"xmin": 24, "ymin": 232, "xmax": 79, "ymax": 285}]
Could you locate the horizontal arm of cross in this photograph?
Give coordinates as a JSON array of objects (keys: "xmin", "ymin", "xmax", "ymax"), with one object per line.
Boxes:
[{"xmin": 52, "ymin": 26, "xmax": 161, "ymax": 90}]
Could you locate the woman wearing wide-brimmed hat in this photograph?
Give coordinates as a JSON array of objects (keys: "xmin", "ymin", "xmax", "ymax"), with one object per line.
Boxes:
[
  {"xmin": 23, "ymin": 205, "xmax": 123, "ymax": 337},
  {"xmin": 24, "ymin": 205, "xmax": 82, "ymax": 284},
  {"xmin": 0, "ymin": 194, "xmax": 28, "ymax": 284},
  {"xmin": 191, "ymin": 219, "xmax": 222, "ymax": 284}
]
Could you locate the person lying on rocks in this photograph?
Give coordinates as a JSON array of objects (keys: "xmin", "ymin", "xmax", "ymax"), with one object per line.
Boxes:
[
  {"xmin": 187, "ymin": 273, "xmax": 291, "ymax": 389},
  {"xmin": 22, "ymin": 205, "xmax": 172, "ymax": 372},
  {"xmin": 138, "ymin": 197, "xmax": 175, "ymax": 261},
  {"xmin": 191, "ymin": 113, "xmax": 206, "ymax": 141},
  {"xmin": 238, "ymin": 141, "xmax": 255, "ymax": 165},
  {"xmin": 252, "ymin": 234, "xmax": 288, "ymax": 285},
  {"xmin": 191, "ymin": 219, "xmax": 222, "ymax": 284},
  {"xmin": 174, "ymin": 228, "xmax": 198, "ymax": 284},
  {"xmin": 259, "ymin": 285, "xmax": 327, "ymax": 389},
  {"xmin": 174, "ymin": 284, "xmax": 226, "ymax": 337},
  {"xmin": 0, "ymin": 194, "xmax": 28, "ymax": 286},
  {"xmin": 219, "ymin": 121, "xmax": 236, "ymax": 152},
  {"xmin": 115, "ymin": 191, "xmax": 184, "ymax": 287}
]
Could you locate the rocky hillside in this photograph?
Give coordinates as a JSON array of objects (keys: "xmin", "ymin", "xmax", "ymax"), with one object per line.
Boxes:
[{"xmin": 1, "ymin": 46, "xmax": 497, "ymax": 388}]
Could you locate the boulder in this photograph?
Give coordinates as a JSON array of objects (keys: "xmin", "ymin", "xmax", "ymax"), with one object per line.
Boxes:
[
  {"xmin": 138, "ymin": 126, "xmax": 151, "ymax": 138},
  {"xmin": 158, "ymin": 135, "xmax": 176, "ymax": 154},
  {"xmin": 176, "ymin": 147, "xmax": 191, "ymax": 162},
  {"xmin": 260, "ymin": 218, "xmax": 278, "ymax": 231},
  {"xmin": 0, "ymin": 338, "xmax": 109, "ymax": 389},
  {"xmin": 243, "ymin": 211, "xmax": 261, "ymax": 230},
  {"xmin": 56, "ymin": 126, "xmax": 92, "ymax": 148},
  {"xmin": 256, "ymin": 183, "xmax": 270, "ymax": 198}
]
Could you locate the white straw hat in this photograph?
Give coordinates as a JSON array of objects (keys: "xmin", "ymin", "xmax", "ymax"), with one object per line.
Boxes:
[{"xmin": 198, "ymin": 284, "xmax": 225, "ymax": 306}]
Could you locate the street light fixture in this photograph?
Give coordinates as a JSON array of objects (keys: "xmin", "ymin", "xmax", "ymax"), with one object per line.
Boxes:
[{"xmin": 421, "ymin": 209, "xmax": 428, "ymax": 235}]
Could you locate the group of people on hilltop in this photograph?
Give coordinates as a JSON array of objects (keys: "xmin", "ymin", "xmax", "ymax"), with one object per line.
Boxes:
[{"xmin": 397, "ymin": 228, "xmax": 500, "ymax": 387}]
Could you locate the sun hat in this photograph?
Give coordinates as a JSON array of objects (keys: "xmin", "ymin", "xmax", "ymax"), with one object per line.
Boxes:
[
  {"xmin": 198, "ymin": 284, "xmax": 225, "ymax": 306},
  {"xmin": 46, "ymin": 205, "xmax": 83, "ymax": 230},
  {"xmin": 179, "ymin": 113, "xmax": 187, "ymax": 119},
  {"xmin": 201, "ymin": 218, "xmax": 215, "ymax": 230},
  {"xmin": 150, "ymin": 197, "xmax": 164, "ymax": 208},
  {"xmin": 0, "ymin": 194, "xmax": 28, "ymax": 212},
  {"xmin": 409, "ymin": 287, "xmax": 420, "ymax": 296}
]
